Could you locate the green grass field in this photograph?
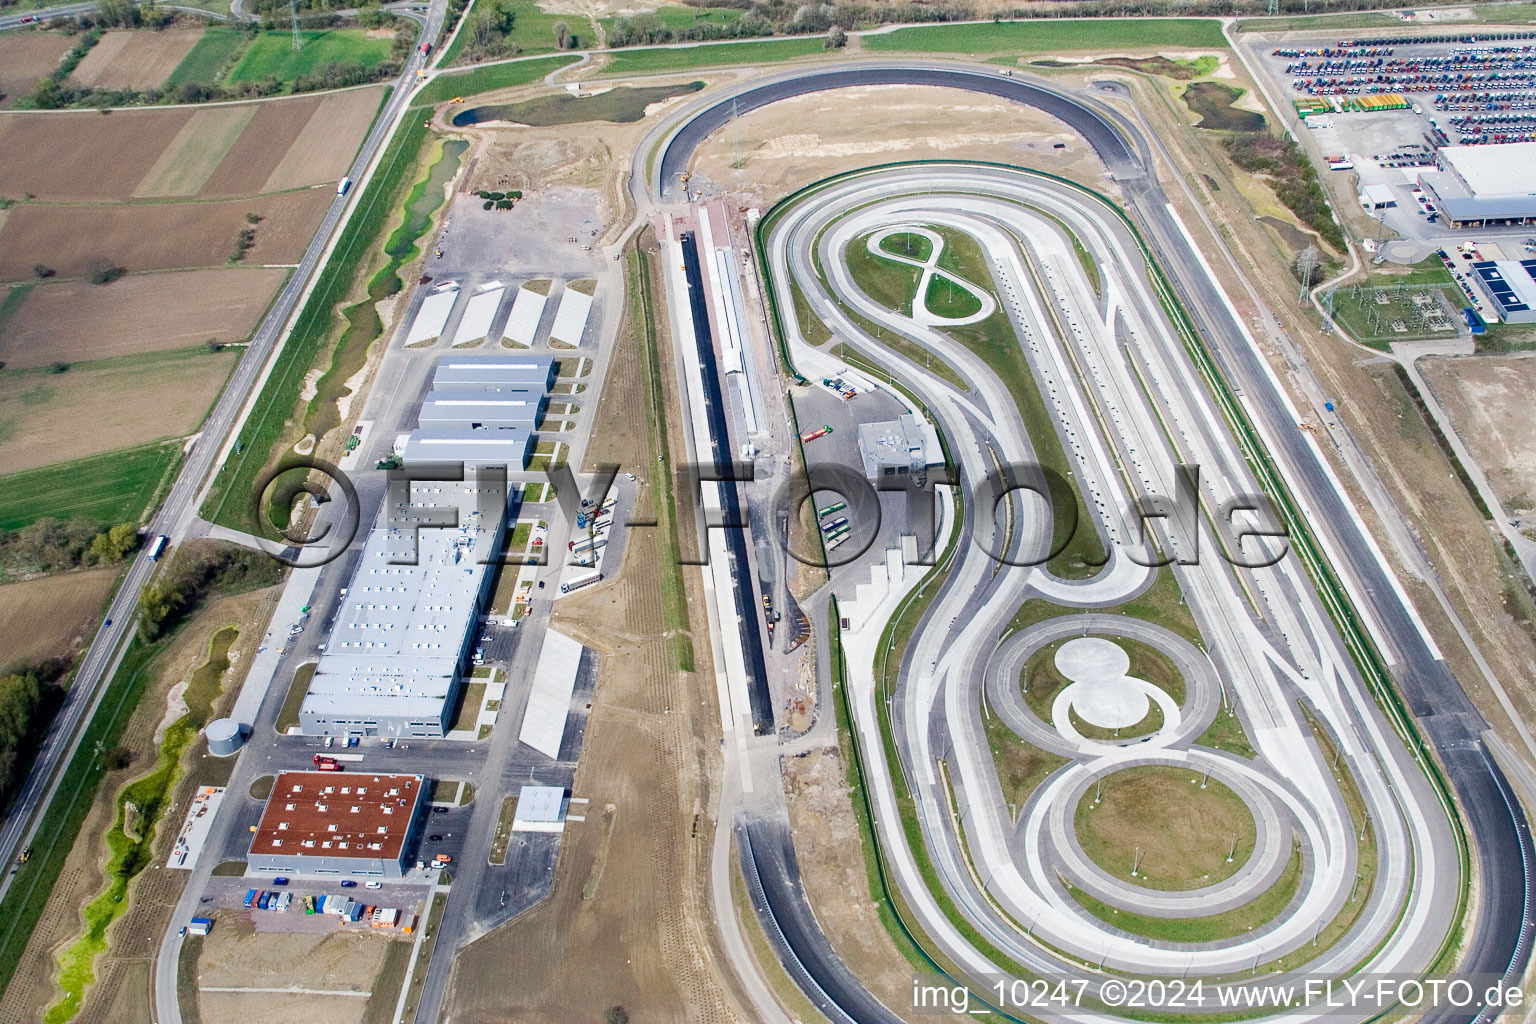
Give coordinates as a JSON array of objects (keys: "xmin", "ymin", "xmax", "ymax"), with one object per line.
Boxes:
[
  {"xmin": 412, "ymin": 54, "xmax": 579, "ymax": 106},
  {"xmin": 599, "ymin": 36, "xmax": 826, "ymax": 75},
  {"xmin": 165, "ymin": 27, "xmax": 249, "ymax": 87},
  {"xmin": 0, "ymin": 442, "xmax": 180, "ymax": 530},
  {"xmin": 441, "ymin": 0, "xmax": 577, "ymax": 65},
  {"xmin": 865, "ymin": 18, "xmax": 1228, "ymax": 53},
  {"xmin": 227, "ymin": 29, "xmax": 393, "ymax": 84}
]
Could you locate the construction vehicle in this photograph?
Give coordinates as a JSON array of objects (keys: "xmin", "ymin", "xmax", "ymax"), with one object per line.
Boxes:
[
  {"xmin": 452, "ymin": 96, "xmax": 464, "ymax": 103},
  {"xmin": 18, "ymin": 847, "xmax": 31, "ymax": 865}
]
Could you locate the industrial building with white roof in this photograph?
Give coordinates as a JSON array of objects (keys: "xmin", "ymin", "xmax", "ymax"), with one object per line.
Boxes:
[{"xmin": 1419, "ymin": 141, "xmax": 1536, "ymax": 227}]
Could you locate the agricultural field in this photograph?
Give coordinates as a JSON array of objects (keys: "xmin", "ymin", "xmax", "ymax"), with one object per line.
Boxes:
[
  {"xmin": 0, "ymin": 88, "xmax": 383, "ymax": 201},
  {"xmin": 70, "ymin": 29, "xmax": 205, "ymax": 91},
  {"xmin": 863, "ymin": 18, "xmax": 1228, "ymax": 53},
  {"xmin": 163, "ymin": 27, "xmax": 249, "ymax": 88},
  {"xmin": 0, "ymin": 268, "xmax": 286, "ymax": 367},
  {"xmin": 0, "ymin": 347, "xmax": 236, "ymax": 473},
  {"xmin": 0, "ymin": 33, "xmax": 72, "ymax": 110},
  {"xmin": 0, "ymin": 188, "xmax": 333, "ymax": 280},
  {"xmin": 0, "ymin": 569, "xmax": 118, "ymax": 667},
  {"xmin": 226, "ymin": 28, "xmax": 394, "ymax": 84},
  {"xmin": 0, "ymin": 442, "xmax": 180, "ymax": 530}
]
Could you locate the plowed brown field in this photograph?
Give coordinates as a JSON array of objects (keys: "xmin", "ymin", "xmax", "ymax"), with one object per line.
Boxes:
[
  {"xmin": 70, "ymin": 29, "xmax": 203, "ymax": 91},
  {"xmin": 0, "ymin": 33, "xmax": 72, "ymax": 109},
  {"xmin": 0, "ymin": 568, "xmax": 117, "ymax": 666},
  {"xmin": 0, "ymin": 108, "xmax": 196, "ymax": 200},
  {"xmin": 0, "ymin": 267, "xmax": 287, "ymax": 367},
  {"xmin": 0, "ymin": 188, "xmax": 332, "ymax": 280}
]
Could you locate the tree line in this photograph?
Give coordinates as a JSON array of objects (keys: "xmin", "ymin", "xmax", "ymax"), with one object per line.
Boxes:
[
  {"xmin": 0, "ymin": 520, "xmax": 139, "ymax": 581},
  {"xmin": 137, "ymin": 541, "xmax": 282, "ymax": 641}
]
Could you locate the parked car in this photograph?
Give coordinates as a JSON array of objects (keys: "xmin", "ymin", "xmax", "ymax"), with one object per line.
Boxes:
[
  {"xmin": 340, "ymin": 879, "xmax": 357, "ymax": 888},
  {"xmin": 432, "ymin": 806, "xmax": 448, "ymax": 814},
  {"xmin": 428, "ymin": 834, "xmax": 443, "ymax": 842},
  {"xmin": 365, "ymin": 881, "xmax": 383, "ymax": 890}
]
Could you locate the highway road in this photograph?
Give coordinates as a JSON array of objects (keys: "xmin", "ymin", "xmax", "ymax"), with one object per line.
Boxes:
[
  {"xmin": 648, "ymin": 61, "xmax": 1535, "ymax": 1023},
  {"xmin": 0, "ymin": 0, "xmax": 450, "ymax": 944}
]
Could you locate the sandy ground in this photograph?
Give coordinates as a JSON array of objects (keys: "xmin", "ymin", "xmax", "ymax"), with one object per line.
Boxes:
[
  {"xmin": 0, "ymin": 348, "xmax": 237, "ymax": 471},
  {"xmin": 445, "ymin": 234, "xmax": 742, "ymax": 1024},
  {"xmin": 783, "ymin": 748, "xmax": 918, "ymax": 1015},
  {"xmin": 71, "ymin": 29, "xmax": 204, "ymax": 91},
  {"xmin": 689, "ymin": 84, "xmax": 1117, "ymax": 205},
  {"xmin": 0, "ymin": 567, "xmax": 117, "ymax": 665},
  {"xmin": 0, "ymin": 33, "xmax": 72, "ymax": 109},
  {"xmin": 0, "ymin": 586, "xmax": 278, "ymax": 1024},
  {"xmin": 196, "ymin": 920, "xmax": 395, "ymax": 1024},
  {"xmin": 0, "ymin": 267, "xmax": 288, "ymax": 367},
  {"xmin": 1422, "ymin": 355, "xmax": 1536, "ymax": 517}
]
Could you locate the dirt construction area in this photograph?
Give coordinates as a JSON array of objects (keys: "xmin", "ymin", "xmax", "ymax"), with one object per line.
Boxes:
[
  {"xmin": 1420, "ymin": 354, "xmax": 1536, "ymax": 520},
  {"xmin": 690, "ymin": 83, "xmax": 1118, "ymax": 204},
  {"xmin": 0, "ymin": 188, "xmax": 332, "ymax": 281},
  {"xmin": 0, "ymin": 267, "xmax": 288, "ymax": 367},
  {"xmin": 193, "ymin": 918, "xmax": 405, "ymax": 1024},
  {"xmin": 445, "ymin": 246, "xmax": 740, "ymax": 1024},
  {"xmin": 0, "ymin": 567, "xmax": 117, "ymax": 666},
  {"xmin": 70, "ymin": 29, "xmax": 204, "ymax": 91},
  {"xmin": 0, "ymin": 33, "xmax": 72, "ymax": 109}
]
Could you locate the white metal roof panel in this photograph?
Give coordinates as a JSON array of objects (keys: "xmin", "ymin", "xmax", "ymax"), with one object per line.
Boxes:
[
  {"xmin": 548, "ymin": 287, "xmax": 593, "ymax": 346},
  {"xmin": 502, "ymin": 286, "xmax": 549, "ymax": 347},
  {"xmin": 518, "ymin": 631, "xmax": 584, "ymax": 758},
  {"xmin": 405, "ymin": 287, "xmax": 459, "ymax": 346},
  {"xmin": 450, "ymin": 286, "xmax": 504, "ymax": 347}
]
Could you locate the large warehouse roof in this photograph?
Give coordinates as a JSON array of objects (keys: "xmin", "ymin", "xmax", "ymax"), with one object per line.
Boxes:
[
  {"xmin": 1441, "ymin": 142, "xmax": 1536, "ymax": 198},
  {"xmin": 302, "ymin": 482, "xmax": 504, "ymax": 725},
  {"xmin": 432, "ymin": 354, "xmax": 555, "ymax": 389},
  {"xmin": 250, "ymin": 771, "xmax": 423, "ymax": 862},
  {"xmin": 401, "ymin": 427, "xmax": 534, "ymax": 468},
  {"xmin": 419, "ymin": 390, "xmax": 545, "ymax": 429}
]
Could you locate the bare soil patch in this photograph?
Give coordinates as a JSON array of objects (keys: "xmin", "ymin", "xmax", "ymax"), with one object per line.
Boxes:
[
  {"xmin": 0, "ymin": 33, "xmax": 73, "ymax": 110},
  {"xmin": 134, "ymin": 105, "xmax": 259, "ymax": 198},
  {"xmin": 445, "ymin": 297, "xmax": 738, "ymax": 1022},
  {"xmin": 198, "ymin": 94, "xmax": 322, "ymax": 196},
  {"xmin": 0, "ymin": 108, "xmax": 196, "ymax": 201},
  {"xmin": 1421, "ymin": 355, "xmax": 1536, "ymax": 517},
  {"xmin": 0, "ymin": 188, "xmax": 332, "ymax": 281},
  {"xmin": 690, "ymin": 83, "xmax": 1116, "ymax": 205},
  {"xmin": 0, "ymin": 567, "xmax": 116, "ymax": 668},
  {"xmin": 0, "ymin": 348, "xmax": 237, "ymax": 471},
  {"xmin": 260, "ymin": 86, "xmax": 385, "ymax": 193},
  {"xmin": 783, "ymin": 748, "xmax": 918, "ymax": 1014},
  {"xmin": 0, "ymin": 267, "xmax": 287, "ymax": 368},
  {"xmin": 71, "ymin": 29, "xmax": 204, "ymax": 91}
]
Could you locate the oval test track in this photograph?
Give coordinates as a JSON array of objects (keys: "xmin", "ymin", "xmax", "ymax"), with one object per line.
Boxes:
[{"xmin": 649, "ymin": 60, "xmax": 1536, "ymax": 1024}]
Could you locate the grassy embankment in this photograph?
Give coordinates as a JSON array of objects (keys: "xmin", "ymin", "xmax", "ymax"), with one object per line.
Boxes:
[
  {"xmin": 44, "ymin": 626, "xmax": 240, "ymax": 1023},
  {"xmin": 599, "ymin": 36, "xmax": 826, "ymax": 75},
  {"xmin": 864, "ymin": 18, "xmax": 1228, "ymax": 53}
]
